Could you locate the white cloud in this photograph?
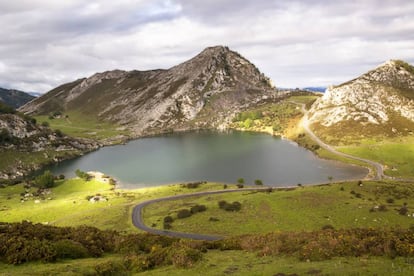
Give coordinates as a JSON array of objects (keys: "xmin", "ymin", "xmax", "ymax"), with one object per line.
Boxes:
[{"xmin": 0, "ymin": 0, "xmax": 413, "ymax": 92}]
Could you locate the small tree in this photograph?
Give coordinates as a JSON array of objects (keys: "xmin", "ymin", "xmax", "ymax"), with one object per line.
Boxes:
[
  {"xmin": 237, "ymin": 178, "xmax": 245, "ymax": 184},
  {"xmin": 75, "ymin": 169, "xmax": 90, "ymax": 181},
  {"xmin": 34, "ymin": 170, "xmax": 55, "ymax": 188},
  {"xmin": 254, "ymin": 179, "xmax": 263, "ymax": 186}
]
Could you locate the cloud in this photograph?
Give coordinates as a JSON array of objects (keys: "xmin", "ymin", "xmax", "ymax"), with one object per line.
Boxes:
[{"xmin": 0, "ymin": 0, "xmax": 413, "ymax": 92}]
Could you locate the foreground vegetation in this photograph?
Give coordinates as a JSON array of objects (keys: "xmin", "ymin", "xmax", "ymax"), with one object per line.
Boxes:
[
  {"xmin": 2, "ymin": 221, "xmax": 414, "ymax": 275},
  {"xmin": 2, "ymin": 177, "xmax": 414, "ymax": 274}
]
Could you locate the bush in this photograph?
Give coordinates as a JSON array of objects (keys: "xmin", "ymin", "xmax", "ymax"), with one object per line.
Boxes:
[
  {"xmin": 321, "ymin": 224, "xmax": 335, "ymax": 230},
  {"xmin": 34, "ymin": 170, "xmax": 55, "ymax": 188},
  {"xmin": 55, "ymin": 129, "xmax": 63, "ymax": 137},
  {"xmin": 399, "ymin": 206, "xmax": 409, "ymax": 216},
  {"xmin": 236, "ymin": 184, "xmax": 244, "ymax": 188},
  {"xmin": 94, "ymin": 260, "xmax": 128, "ymax": 276},
  {"xmin": 237, "ymin": 178, "xmax": 245, "ymax": 184},
  {"xmin": 164, "ymin": 216, "xmax": 174, "ymax": 223},
  {"xmin": 170, "ymin": 245, "xmax": 203, "ymax": 268},
  {"xmin": 387, "ymin": 198, "xmax": 395, "ymax": 204},
  {"xmin": 254, "ymin": 179, "xmax": 263, "ymax": 185},
  {"xmin": 218, "ymin": 201, "xmax": 242, "ymax": 212},
  {"xmin": 41, "ymin": 121, "xmax": 49, "ymax": 127},
  {"xmin": 53, "ymin": 239, "xmax": 89, "ymax": 259},
  {"xmin": 75, "ymin": 169, "xmax": 90, "ymax": 181},
  {"xmin": 177, "ymin": 209, "xmax": 192, "ymax": 219},
  {"xmin": 190, "ymin": 205, "xmax": 207, "ymax": 214}
]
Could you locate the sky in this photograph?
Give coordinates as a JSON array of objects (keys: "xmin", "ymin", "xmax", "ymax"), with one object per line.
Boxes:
[{"xmin": 1, "ymin": 0, "xmax": 413, "ymax": 93}]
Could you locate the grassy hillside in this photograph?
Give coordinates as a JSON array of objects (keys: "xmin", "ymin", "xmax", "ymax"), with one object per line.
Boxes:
[
  {"xmin": 143, "ymin": 180, "xmax": 414, "ymax": 236},
  {"xmin": 229, "ymin": 95, "xmax": 319, "ymax": 137},
  {"xmin": 34, "ymin": 111, "xmax": 129, "ymax": 141}
]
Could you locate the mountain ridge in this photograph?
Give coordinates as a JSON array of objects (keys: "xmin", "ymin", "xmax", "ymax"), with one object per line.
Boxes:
[
  {"xmin": 0, "ymin": 88, "xmax": 35, "ymax": 109},
  {"xmin": 20, "ymin": 46, "xmax": 275, "ymax": 137}
]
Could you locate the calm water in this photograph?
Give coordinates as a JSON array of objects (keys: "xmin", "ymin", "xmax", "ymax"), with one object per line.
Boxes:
[{"xmin": 48, "ymin": 131, "xmax": 367, "ymax": 188}]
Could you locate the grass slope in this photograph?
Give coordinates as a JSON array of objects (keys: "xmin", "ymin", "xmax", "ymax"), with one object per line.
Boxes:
[
  {"xmin": 2, "ymin": 253, "xmax": 414, "ymax": 275},
  {"xmin": 144, "ymin": 181, "xmax": 414, "ymax": 236},
  {"xmin": 34, "ymin": 111, "xmax": 128, "ymax": 141},
  {"xmin": 338, "ymin": 137, "xmax": 414, "ymax": 178}
]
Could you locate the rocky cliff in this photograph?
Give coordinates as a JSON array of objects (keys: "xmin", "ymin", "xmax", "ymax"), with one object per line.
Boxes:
[
  {"xmin": 20, "ymin": 46, "xmax": 275, "ymax": 137},
  {"xmin": 0, "ymin": 104, "xmax": 99, "ymax": 180},
  {"xmin": 308, "ymin": 60, "xmax": 414, "ymax": 140}
]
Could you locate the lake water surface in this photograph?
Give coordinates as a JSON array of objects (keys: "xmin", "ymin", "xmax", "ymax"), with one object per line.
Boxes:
[{"xmin": 49, "ymin": 131, "xmax": 368, "ymax": 188}]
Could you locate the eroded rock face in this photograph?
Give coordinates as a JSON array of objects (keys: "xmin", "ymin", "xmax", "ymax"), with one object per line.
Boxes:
[
  {"xmin": 308, "ymin": 60, "xmax": 414, "ymax": 127},
  {"xmin": 19, "ymin": 46, "xmax": 275, "ymax": 137}
]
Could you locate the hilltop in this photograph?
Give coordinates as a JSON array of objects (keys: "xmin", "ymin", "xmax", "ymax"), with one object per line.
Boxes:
[
  {"xmin": 0, "ymin": 88, "xmax": 35, "ymax": 109},
  {"xmin": 20, "ymin": 46, "xmax": 275, "ymax": 137},
  {"xmin": 308, "ymin": 60, "xmax": 414, "ymax": 142}
]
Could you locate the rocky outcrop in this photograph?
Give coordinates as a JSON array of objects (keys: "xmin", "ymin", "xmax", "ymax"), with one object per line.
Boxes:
[
  {"xmin": 19, "ymin": 46, "xmax": 275, "ymax": 137},
  {"xmin": 308, "ymin": 60, "xmax": 414, "ymax": 131},
  {"xmin": 0, "ymin": 112, "xmax": 99, "ymax": 180}
]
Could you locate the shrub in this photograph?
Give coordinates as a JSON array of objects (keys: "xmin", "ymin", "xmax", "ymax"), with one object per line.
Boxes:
[
  {"xmin": 163, "ymin": 222, "xmax": 172, "ymax": 230},
  {"xmin": 58, "ymin": 174, "xmax": 65, "ymax": 180},
  {"xmin": 55, "ymin": 129, "xmax": 63, "ymax": 137},
  {"xmin": 236, "ymin": 184, "xmax": 244, "ymax": 188},
  {"xmin": 321, "ymin": 224, "xmax": 335, "ymax": 230},
  {"xmin": 399, "ymin": 206, "xmax": 409, "ymax": 216},
  {"xmin": 378, "ymin": 205, "xmax": 388, "ymax": 212},
  {"xmin": 75, "ymin": 169, "xmax": 90, "ymax": 181},
  {"xmin": 254, "ymin": 179, "xmax": 263, "ymax": 185},
  {"xmin": 170, "ymin": 245, "xmax": 203, "ymax": 268},
  {"xmin": 34, "ymin": 170, "xmax": 55, "ymax": 188},
  {"xmin": 53, "ymin": 239, "xmax": 89, "ymax": 259},
  {"xmin": 218, "ymin": 201, "xmax": 242, "ymax": 212},
  {"xmin": 387, "ymin": 198, "xmax": 395, "ymax": 204},
  {"xmin": 190, "ymin": 205, "xmax": 207, "ymax": 214},
  {"xmin": 177, "ymin": 209, "xmax": 192, "ymax": 219},
  {"xmin": 94, "ymin": 260, "xmax": 128, "ymax": 276},
  {"xmin": 164, "ymin": 216, "xmax": 174, "ymax": 223},
  {"xmin": 41, "ymin": 121, "xmax": 49, "ymax": 127},
  {"xmin": 237, "ymin": 178, "xmax": 245, "ymax": 184}
]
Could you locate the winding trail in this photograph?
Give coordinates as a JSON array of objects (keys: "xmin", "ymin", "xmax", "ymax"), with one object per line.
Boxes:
[
  {"xmin": 296, "ymin": 103, "xmax": 385, "ymax": 180},
  {"xmin": 132, "ymin": 103, "xmax": 387, "ymax": 239},
  {"xmin": 132, "ymin": 187, "xmax": 272, "ymax": 241}
]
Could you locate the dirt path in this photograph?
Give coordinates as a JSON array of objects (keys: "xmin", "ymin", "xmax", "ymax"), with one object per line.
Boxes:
[{"xmin": 296, "ymin": 102, "xmax": 384, "ymax": 180}]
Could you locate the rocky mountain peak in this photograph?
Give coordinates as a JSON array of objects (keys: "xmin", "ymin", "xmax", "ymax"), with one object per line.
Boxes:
[
  {"xmin": 308, "ymin": 60, "xmax": 414, "ymax": 136},
  {"xmin": 20, "ymin": 46, "xmax": 274, "ymax": 137},
  {"xmin": 359, "ymin": 60, "xmax": 414, "ymax": 90}
]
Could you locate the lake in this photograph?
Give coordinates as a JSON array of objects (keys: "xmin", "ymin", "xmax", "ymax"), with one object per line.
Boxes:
[{"xmin": 48, "ymin": 131, "xmax": 368, "ymax": 188}]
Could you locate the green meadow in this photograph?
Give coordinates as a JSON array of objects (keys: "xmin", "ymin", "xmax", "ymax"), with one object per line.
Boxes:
[{"xmin": 34, "ymin": 111, "xmax": 129, "ymax": 141}]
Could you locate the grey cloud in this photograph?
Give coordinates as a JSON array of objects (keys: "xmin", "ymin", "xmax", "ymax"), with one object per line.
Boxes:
[{"xmin": 0, "ymin": 0, "xmax": 413, "ymax": 92}]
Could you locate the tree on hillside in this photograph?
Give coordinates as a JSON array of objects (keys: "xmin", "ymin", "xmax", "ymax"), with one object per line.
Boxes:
[{"xmin": 34, "ymin": 170, "xmax": 55, "ymax": 188}]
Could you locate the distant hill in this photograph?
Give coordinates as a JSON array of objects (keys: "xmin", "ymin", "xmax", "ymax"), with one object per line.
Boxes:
[
  {"xmin": 19, "ymin": 46, "xmax": 276, "ymax": 137},
  {"xmin": 308, "ymin": 60, "xmax": 414, "ymax": 142},
  {"xmin": 303, "ymin": 87, "xmax": 326, "ymax": 93},
  {"xmin": 0, "ymin": 88, "xmax": 35, "ymax": 109},
  {"xmin": 28, "ymin": 92, "xmax": 43, "ymax": 97}
]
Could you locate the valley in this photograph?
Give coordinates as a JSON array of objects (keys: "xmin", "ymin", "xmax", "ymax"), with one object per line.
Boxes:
[{"xmin": 1, "ymin": 46, "xmax": 414, "ymax": 275}]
